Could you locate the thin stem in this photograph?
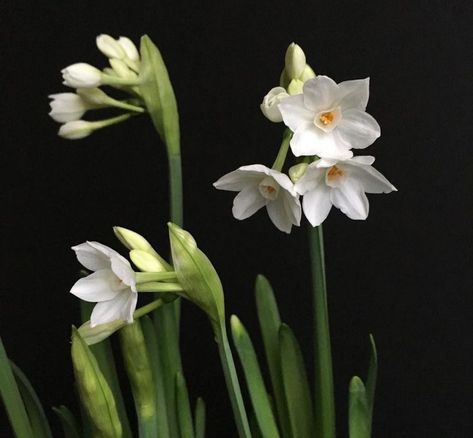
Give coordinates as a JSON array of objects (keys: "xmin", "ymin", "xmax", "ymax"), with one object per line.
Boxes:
[
  {"xmin": 168, "ymin": 152, "xmax": 184, "ymax": 227},
  {"xmin": 271, "ymin": 128, "xmax": 292, "ymax": 171},
  {"xmin": 216, "ymin": 327, "xmax": 252, "ymax": 438},
  {"xmin": 107, "ymin": 98, "xmax": 145, "ymax": 113},
  {"xmin": 137, "ymin": 282, "xmax": 183, "ymax": 293},
  {"xmin": 136, "ymin": 271, "xmax": 177, "ymax": 283},
  {"xmin": 309, "ymin": 225, "xmax": 336, "ymax": 438}
]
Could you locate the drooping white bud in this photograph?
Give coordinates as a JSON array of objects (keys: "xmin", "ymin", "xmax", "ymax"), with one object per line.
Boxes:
[
  {"xmin": 96, "ymin": 34, "xmax": 126, "ymax": 59},
  {"xmin": 58, "ymin": 120, "xmax": 94, "ymax": 139},
  {"xmin": 61, "ymin": 63, "xmax": 103, "ymax": 88},
  {"xmin": 48, "ymin": 93, "xmax": 90, "ymax": 123},
  {"xmin": 260, "ymin": 87, "xmax": 289, "ymax": 122}
]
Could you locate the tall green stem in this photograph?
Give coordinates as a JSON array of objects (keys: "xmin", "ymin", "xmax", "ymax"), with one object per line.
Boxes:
[
  {"xmin": 271, "ymin": 129, "xmax": 292, "ymax": 171},
  {"xmin": 216, "ymin": 327, "xmax": 252, "ymax": 438},
  {"xmin": 168, "ymin": 152, "xmax": 183, "ymax": 227},
  {"xmin": 309, "ymin": 225, "xmax": 336, "ymax": 438}
]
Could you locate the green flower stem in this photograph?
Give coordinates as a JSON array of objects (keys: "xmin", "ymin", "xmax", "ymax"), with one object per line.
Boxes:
[
  {"xmin": 216, "ymin": 326, "xmax": 251, "ymax": 438},
  {"xmin": 271, "ymin": 129, "xmax": 292, "ymax": 172},
  {"xmin": 135, "ymin": 271, "xmax": 177, "ymax": 283},
  {"xmin": 106, "ymin": 98, "xmax": 145, "ymax": 113},
  {"xmin": 134, "ymin": 298, "xmax": 176, "ymax": 319},
  {"xmin": 91, "ymin": 113, "xmax": 133, "ymax": 130},
  {"xmin": 309, "ymin": 225, "xmax": 336, "ymax": 438},
  {"xmin": 101, "ymin": 75, "xmax": 142, "ymax": 87},
  {"xmin": 137, "ymin": 282, "xmax": 184, "ymax": 293},
  {"xmin": 168, "ymin": 152, "xmax": 184, "ymax": 228}
]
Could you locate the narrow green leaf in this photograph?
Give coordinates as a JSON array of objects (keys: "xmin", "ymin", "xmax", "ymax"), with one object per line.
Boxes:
[
  {"xmin": 175, "ymin": 371, "xmax": 195, "ymax": 438},
  {"xmin": 365, "ymin": 334, "xmax": 378, "ymax": 427},
  {"xmin": 194, "ymin": 397, "xmax": 206, "ymax": 438},
  {"xmin": 139, "ymin": 35, "xmax": 180, "ymax": 154},
  {"xmin": 231, "ymin": 315, "xmax": 280, "ymax": 438},
  {"xmin": 141, "ymin": 316, "xmax": 170, "ymax": 438},
  {"xmin": 348, "ymin": 377, "xmax": 370, "ymax": 438},
  {"xmin": 255, "ymin": 275, "xmax": 290, "ymax": 437},
  {"xmin": 52, "ymin": 405, "xmax": 82, "ymax": 438},
  {"xmin": 279, "ymin": 324, "xmax": 315, "ymax": 438},
  {"xmin": 9, "ymin": 361, "xmax": 52, "ymax": 438},
  {"xmin": 0, "ymin": 337, "xmax": 33, "ymax": 438}
]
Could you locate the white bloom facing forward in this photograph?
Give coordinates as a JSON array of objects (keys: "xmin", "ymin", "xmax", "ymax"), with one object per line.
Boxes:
[
  {"xmin": 214, "ymin": 165, "xmax": 301, "ymax": 233},
  {"xmin": 48, "ymin": 93, "xmax": 95, "ymax": 123},
  {"xmin": 279, "ymin": 76, "xmax": 381, "ymax": 159},
  {"xmin": 70, "ymin": 242, "xmax": 137, "ymax": 327},
  {"xmin": 260, "ymin": 87, "xmax": 290, "ymax": 122},
  {"xmin": 62, "ymin": 63, "xmax": 103, "ymax": 88},
  {"xmin": 295, "ymin": 156, "xmax": 396, "ymax": 226}
]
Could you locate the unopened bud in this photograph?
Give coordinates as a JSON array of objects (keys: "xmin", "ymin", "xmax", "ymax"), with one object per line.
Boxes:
[
  {"xmin": 62, "ymin": 63, "xmax": 103, "ymax": 88},
  {"xmin": 96, "ymin": 34, "xmax": 126, "ymax": 59},
  {"xmin": 260, "ymin": 87, "xmax": 289, "ymax": 123},
  {"xmin": 289, "ymin": 163, "xmax": 308, "ymax": 183},
  {"xmin": 285, "ymin": 43, "xmax": 306, "ymax": 80},
  {"xmin": 287, "ymin": 79, "xmax": 304, "ymax": 95}
]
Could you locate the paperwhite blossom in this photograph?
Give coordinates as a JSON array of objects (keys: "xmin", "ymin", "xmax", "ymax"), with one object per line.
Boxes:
[
  {"xmin": 70, "ymin": 241, "xmax": 137, "ymax": 327},
  {"xmin": 62, "ymin": 63, "xmax": 103, "ymax": 88},
  {"xmin": 279, "ymin": 76, "xmax": 380, "ymax": 159},
  {"xmin": 260, "ymin": 87, "xmax": 289, "ymax": 122},
  {"xmin": 214, "ymin": 164, "xmax": 301, "ymax": 233},
  {"xmin": 48, "ymin": 93, "xmax": 93, "ymax": 123},
  {"xmin": 295, "ymin": 156, "xmax": 396, "ymax": 226}
]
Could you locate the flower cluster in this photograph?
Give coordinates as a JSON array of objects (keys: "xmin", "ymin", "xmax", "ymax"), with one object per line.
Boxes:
[
  {"xmin": 49, "ymin": 34, "xmax": 145, "ymax": 139},
  {"xmin": 214, "ymin": 43, "xmax": 396, "ymax": 232}
]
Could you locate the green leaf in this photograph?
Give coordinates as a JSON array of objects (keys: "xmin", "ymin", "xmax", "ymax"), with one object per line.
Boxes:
[
  {"xmin": 139, "ymin": 35, "xmax": 180, "ymax": 154},
  {"xmin": 279, "ymin": 324, "xmax": 315, "ymax": 438},
  {"xmin": 365, "ymin": 334, "xmax": 378, "ymax": 428},
  {"xmin": 0, "ymin": 337, "xmax": 33, "ymax": 438},
  {"xmin": 175, "ymin": 371, "xmax": 195, "ymax": 438},
  {"xmin": 231, "ymin": 315, "xmax": 280, "ymax": 438},
  {"xmin": 348, "ymin": 377, "xmax": 370, "ymax": 438},
  {"xmin": 52, "ymin": 405, "xmax": 82, "ymax": 438},
  {"xmin": 141, "ymin": 316, "xmax": 170, "ymax": 438},
  {"xmin": 9, "ymin": 362, "xmax": 52, "ymax": 438},
  {"xmin": 194, "ymin": 397, "xmax": 206, "ymax": 438},
  {"xmin": 255, "ymin": 275, "xmax": 290, "ymax": 437}
]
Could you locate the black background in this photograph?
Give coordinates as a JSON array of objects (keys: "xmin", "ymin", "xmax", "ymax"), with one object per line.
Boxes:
[{"xmin": 1, "ymin": 1, "xmax": 472, "ymax": 437}]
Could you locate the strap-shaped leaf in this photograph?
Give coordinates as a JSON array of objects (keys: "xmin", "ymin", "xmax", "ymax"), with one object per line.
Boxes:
[
  {"xmin": 348, "ymin": 377, "xmax": 370, "ymax": 438},
  {"xmin": 231, "ymin": 315, "xmax": 280, "ymax": 438},
  {"xmin": 194, "ymin": 397, "xmax": 206, "ymax": 438},
  {"xmin": 279, "ymin": 324, "xmax": 315, "ymax": 438},
  {"xmin": 10, "ymin": 362, "xmax": 52, "ymax": 438},
  {"xmin": 255, "ymin": 275, "xmax": 290, "ymax": 437},
  {"xmin": 365, "ymin": 334, "xmax": 377, "ymax": 428},
  {"xmin": 175, "ymin": 371, "xmax": 195, "ymax": 438},
  {"xmin": 0, "ymin": 337, "xmax": 33, "ymax": 438},
  {"xmin": 52, "ymin": 405, "xmax": 82, "ymax": 438}
]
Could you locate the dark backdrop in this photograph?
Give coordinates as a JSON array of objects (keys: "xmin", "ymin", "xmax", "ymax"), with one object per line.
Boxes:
[{"xmin": 1, "ymin": 1, "xmax": 472, "ymax": 437}]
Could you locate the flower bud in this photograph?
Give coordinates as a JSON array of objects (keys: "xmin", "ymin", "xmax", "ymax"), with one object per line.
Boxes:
[
  {"xmin": 76, "ymin": 87, "xmax": 110, "ymax": 106},
  {"xmin": 78, "ymin": 319, "xmax": 126, "ymax": 345},
  {"xmin": 96, "ymin": 34, "xmax": 126, "ymax": 59},
  {"xmin": 58, "ymin": 120, "xmax": 94, "ymax": 139},
  {"xmin": 71, "ymin": 328, "xmax": 123, "ymax": 437},
  {"xmin": 113, "ymin": 226, "xmax": 156, "ymax": 253},
  {"xmin": 118, "ymin": 36, "xmax": 140, "ymax": 62},
  {"xmin": 287, "ymin": 79, "xmax": 304, "ymax": 95},
  {"xmin": 109, "ymin": 58, "xmax": 137, "ymax": 79},
  {"xmin": 61, "ymin": 63, "xmax": 103, "ymax": 88},
  {"xmin": 260, "ymin": 87, "xmax": 289, "ymax": 122},
  {"xmin": 285, "ymin": 43, "xmax": 306, "ymax": 80},
  {"xmin": 289, "ymin": 163, "xmax": 308, "ymax": 183},
  {"xmin": 300, "ymin": 64, "xmax": 316, "ymax": 82},
  {"xmin": 130, "ymin": 249, "xmax": 168, "ymax": 273},
  {"xmin": 48, "ymin": 93, "xmax": 90, "ymax": 123}
]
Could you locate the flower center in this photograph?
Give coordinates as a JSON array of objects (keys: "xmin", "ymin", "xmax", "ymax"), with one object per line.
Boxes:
[
  {"xmin": 314, "ymin": 107, "xmax": 341, "ymax": 133},
  {"xmin": 258, "ymin": 176, "xmax": 279, "ymax": 201},
  {"xmin": 319, "ymin": 111, "xmax": 335, "ymax": 125},
  {"xmin": 327, "ymin": 165, "xmax": 344, "ymax": 183}
]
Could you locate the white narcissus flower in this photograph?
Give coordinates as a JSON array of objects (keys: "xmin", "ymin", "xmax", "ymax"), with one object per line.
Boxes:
[
  {"xmin": 260, "ymin": 87, "xmax": 290, "ymax": 122},
  {"xmin": 213, "ymin": 164, "xmax": 301, "ymax": 233},
  {"xmin": 70, "ymin": 242, "xmax": 137, "ymax": 327},
  {"xmin": 62, "ymin": 63, "xmax": 103, "ymax": 88},
  {"xmin": 295, "ymin": 156, "xmax": 396, "ymax": 226},
  {"xmin": 279, "ymin": 76, "xmax": 381, "ymax": 159},
  {"xmin": 48, "ymin": 93, "xmax": 94, "ymax": 123}
]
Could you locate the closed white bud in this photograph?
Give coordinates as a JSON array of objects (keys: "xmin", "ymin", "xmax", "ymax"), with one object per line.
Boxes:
[
  {"xmin": 289, "ymin": 163, "xmax": 308, "ymax": 183},
  {"xmin": 260, "ymin": 87, "xmax": 289, "ymax": 122},
  {"xmin": 109, "ymin": 58, "xmax": 137, "ymax": 79},
  {"xmin": 58, "ymin": 120, "xmax": 94, "ymax": 139},
  {"xmin": 77, "ymin": 87, "xmax": 110, "ymax": 106},
  {"xmin": 118, "ymin": 36, "xmax": 140, "ymax": 62},
  {"xmin": 48, "ymin": 93, "xmax": 90, "ymax": 123},
  {"xmin": 61, "ymin": 63, "xmax": 103, "ymax": 88},
  {"xmin": 287, "ymin": 79, "xmax": 304, "ymax": 95},
  {"xmin": 96, "ymin": 34, "xmax": 126, "ymax": 59},
  {"xmin": 285, "ymin": 43, "xmax": 306, "ymax": 80},
  {"xmin": 300, "ymin": 64, "xmax": 316, "ymax": 82}
]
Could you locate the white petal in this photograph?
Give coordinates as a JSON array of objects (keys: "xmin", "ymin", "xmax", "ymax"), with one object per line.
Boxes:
[
  {"xmin": 294, "ymin": 164, "xmax": 326, "ymax": 195},
  {"xmin": 337, "ymin": 78, "xmax": 369, "ymax": 110},
  {"xmin": 291, "ymin": 124, "xmax": 353, "ymax": 159},
  {"xmin": 281, "ymin": 191, "xmax": 302, "ymax": 226},
  {"xmin": 72, "ymin": 242, "xmax": 110, "ymax": 271},
  {"xmin": 70, "ymin": 269, "xmax": 121, "ymax": 302},
  {"xmin": 214, "ymin": 165, "xmax": 269, "ymax": 191},
  {"xmin": 90, "ymin": 290, "xmax": 137, "ymax": 327},
  {"xmin": 350, "ymin": 155, "xmax": 375, "ymax": 165},
  {"xmin": 110, "ymin": 254, "xmax": 136, "ymax": 290},
  {"xmin": 269, "ymin": 170, "xmax": 296, "ymax": 194},
  {"xmin": 232, "ymin": 186, "xmax": 266, "ymax": 220},
  {"xmin": 266, "ymin": 200, "xmax": 293, "ymax": 233},
  {"xmin": 336, "ymin": 109, "xmax": 381, "ymax": 149},
  {"xmin": 302, "ymin": 186, "xmax": 332, "ymax": 226},
  {"xmin": 331, "ymin": 180, "xmax": 369, "ymax": 220},
  {"xmin": 345, "ymin": 162, "xmax": 397, "ymax": 194},
  {"xmin": 118, "ymin": 36, "xmax": 140, "ymax": 61},
  {"xmin": 302, "ymin": 76, "xmax": 339, "ymax": 112},
  {"xmin": 278, "ymin": 94, "xmax": 314, "ymax": 132}
]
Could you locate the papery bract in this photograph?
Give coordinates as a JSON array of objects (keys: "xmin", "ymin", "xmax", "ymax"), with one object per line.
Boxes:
[
  {"xmin": 279, "ymin": 76, "xmax": 380, "ymax": 159},
  {"xmin": 295, "ymin": 156, "xmax": 396, "ymax": 226},
  {"xmin": 214, "ymin": 164, "xmax": 301, "ymax": 233},
  {"xmin": 70, "ymin": 241, "xmax": 137, "ymax": 327}
]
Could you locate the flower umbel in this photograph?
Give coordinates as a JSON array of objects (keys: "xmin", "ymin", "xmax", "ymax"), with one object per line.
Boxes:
[
  {"xmin": 295, "ymin": 156, "xmax": 396, "ymax": 226},
  {"xmin": 214, "ymin": 164, "xmax": 301, "ymax": 233},
  {"xmin": 70, "ymin": 241, "xmax": 137, "ymax": 327},
  {"xmin": 279, "ymin": 76, "xmax": 380, "ymax": 159}
]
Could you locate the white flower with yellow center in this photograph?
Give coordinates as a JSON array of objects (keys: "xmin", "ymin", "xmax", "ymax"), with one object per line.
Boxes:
[
  {"xmin": 295, "ymin": 156, "xmax": 396, "ymax": 226},
  {"xmin": 279, "ymin": 76, "xmax": 381, "ymax": 159},
  {"xmin": 214, "ymin": 164, "xmax": 301, "ymax": 233},
  {"xmin": 70, "ymin": 241, "xmax": 137, "ymax": 327}
]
